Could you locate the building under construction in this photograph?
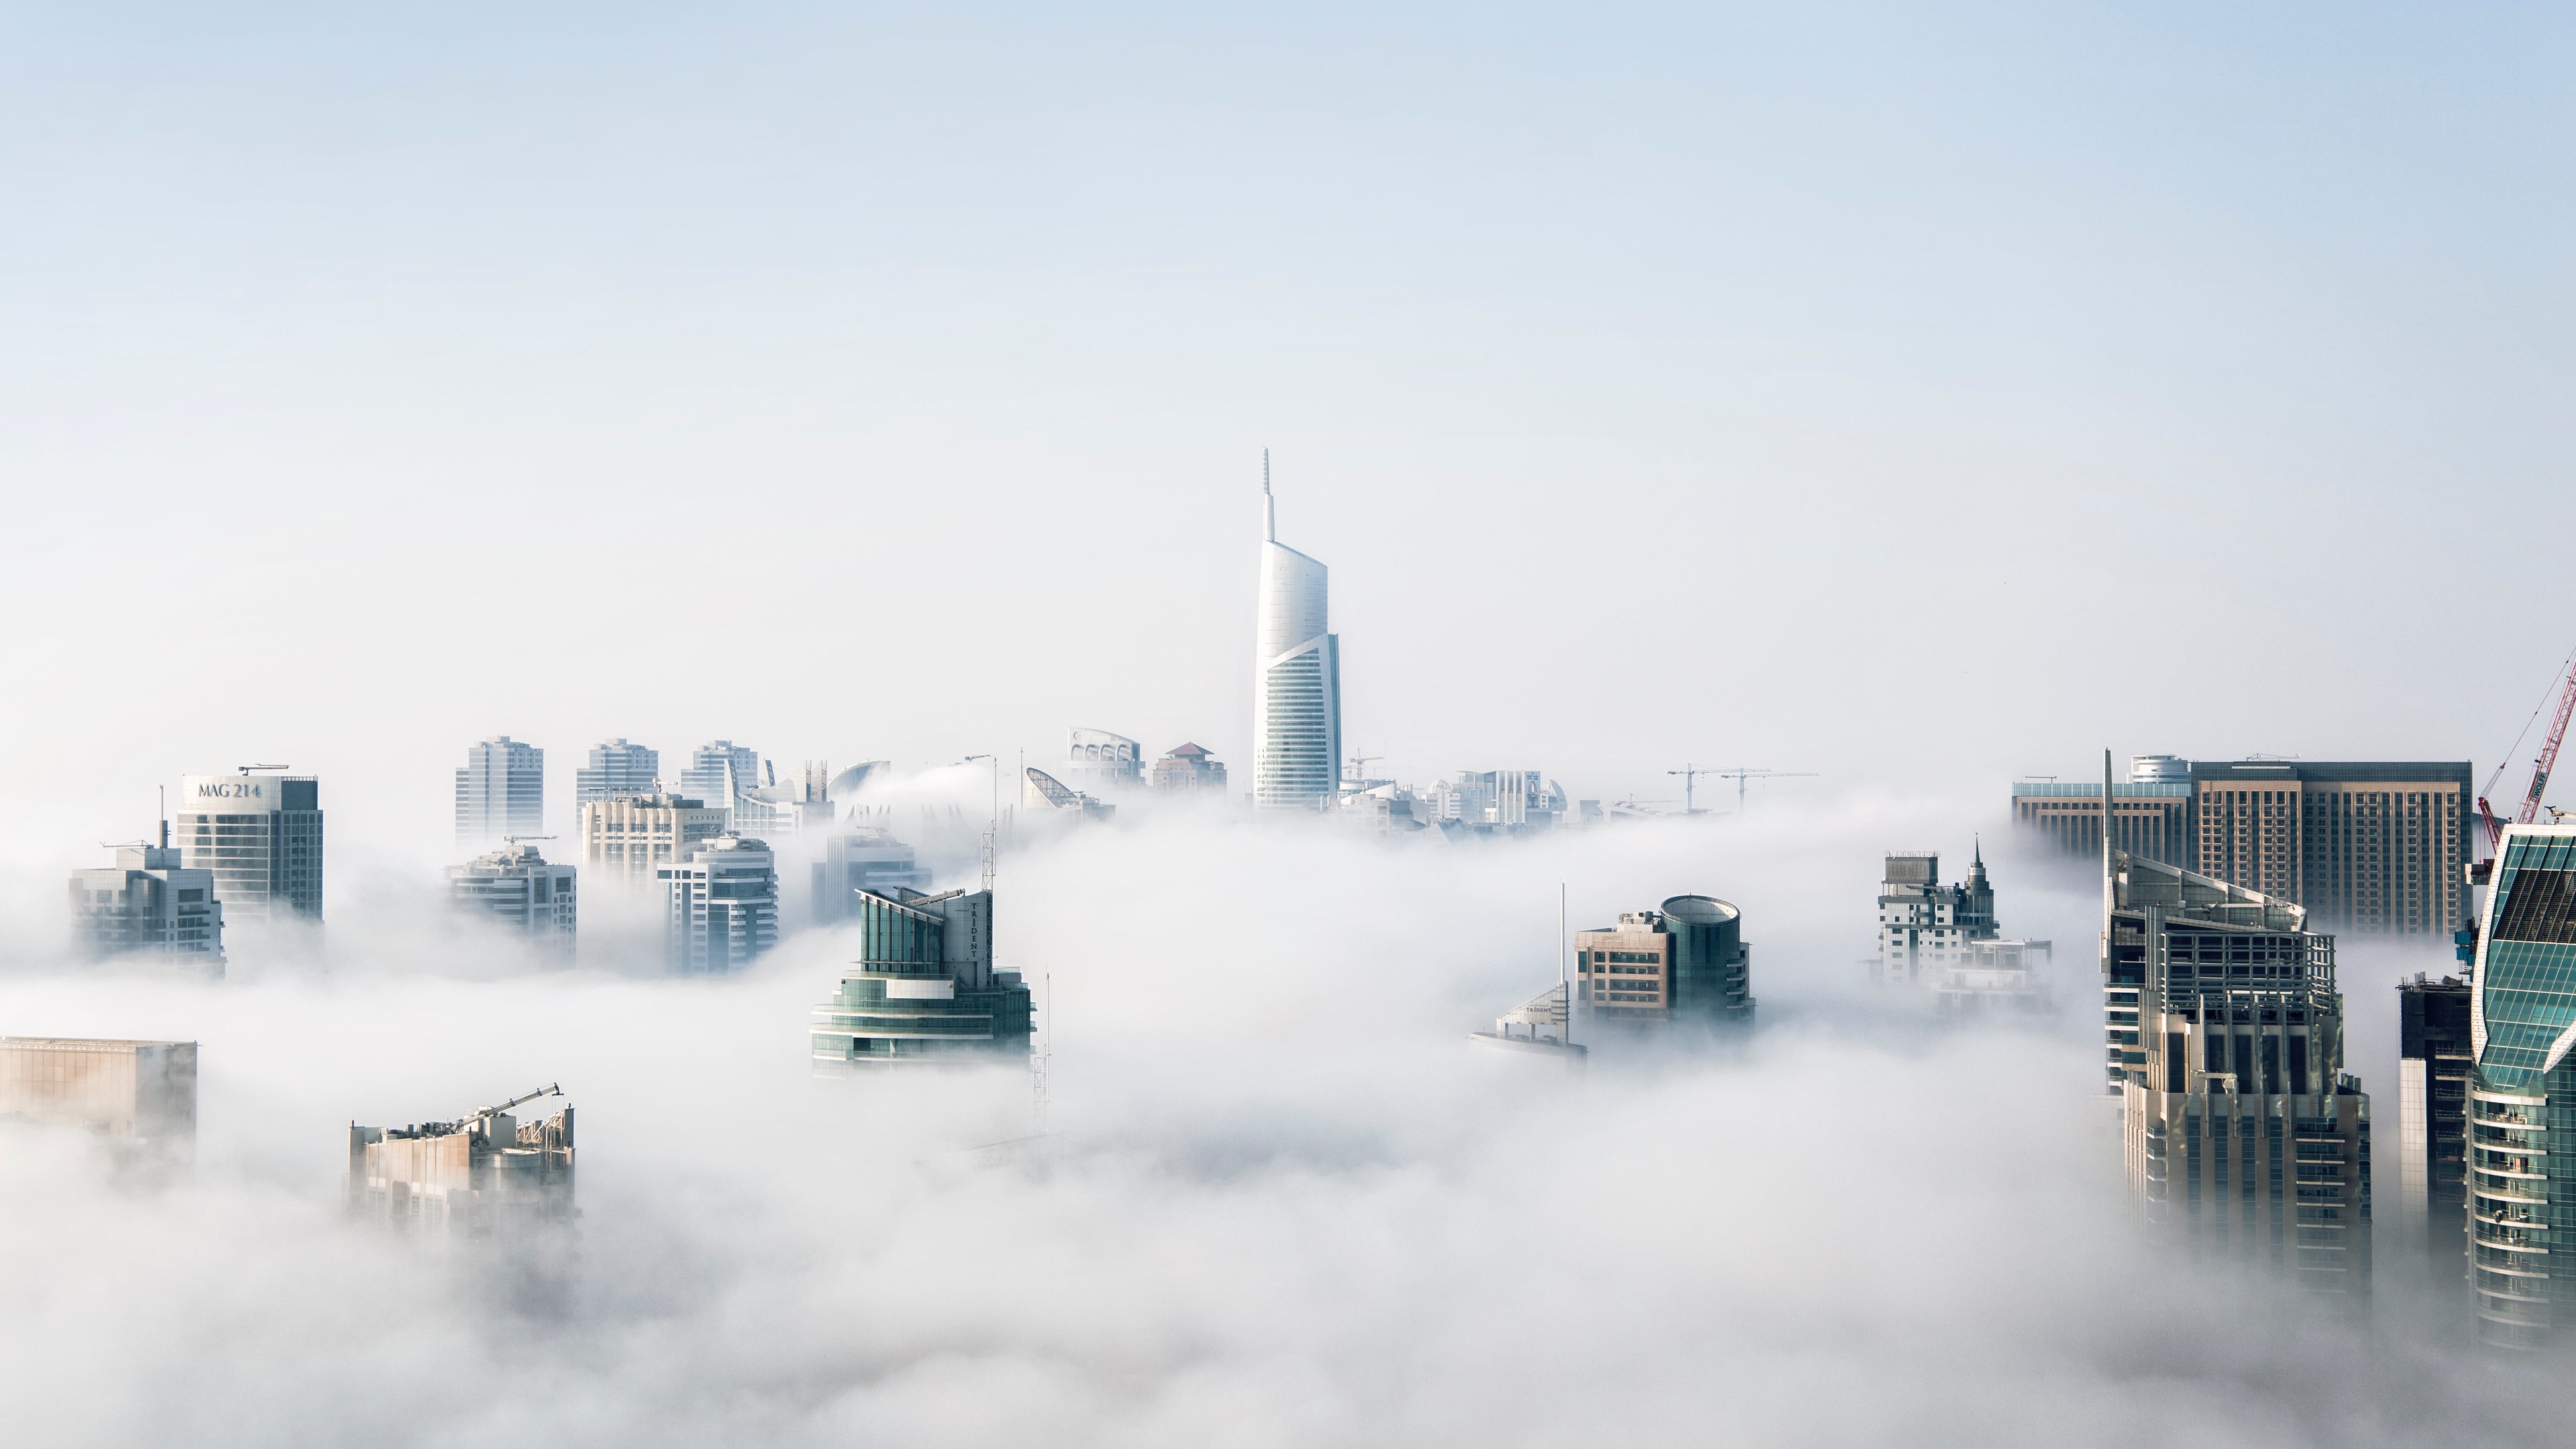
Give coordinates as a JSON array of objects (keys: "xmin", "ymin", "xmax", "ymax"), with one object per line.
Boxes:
[{"xmin": 346, "ymin": 1085, "xmax": 575, "ymax": 1238}]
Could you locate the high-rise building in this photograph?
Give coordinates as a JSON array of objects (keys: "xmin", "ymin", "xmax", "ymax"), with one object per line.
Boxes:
[
  {"xmin": 2015, "ymin": 756, "xmax": 2473, "ymax": 936},
  {"xmin": 1253, "ymin": 460, "xmax": 1342, "ymax": 811},
  {"xmin": 580, "ymin": 792, "xmax": 729, "ymax": 885},
  {"xmin": 659, "ymin": 835, "xmax": 778, "ymax": 973},
  {"xmin": 345, "ymin": 1085, "xmax": 574, "ymax": 1238},
  {"xmin": 1064, "ymin": 729, "xmax": 1143, "ymax": 791},
  {"xmin": 575, "ymin": 739, "xmax": 659, "ymax": 804},
  {"xmin": 733, "ymin": 760, "xmax": 835, "ymax": 840},
  {"xmin": 680, "ymin": 741, "xmax": 760, "ymax": 818},
  {"xmin": 812, "ymin": 828, "xmax": 932, "ymax": 925},
  {"xmin": 2106, "ymin": 808, "xmax": 2372, "ymax": 1295},
  {"xmin": 1936, "ymin": 938, "xmax": 2053, "ymax": 1016},
  {"xmin": 68, "ymin": 825, "xmax": 223, "ymax": 965},
  {"xmin": 448, "ymin": 842, "xmax": 578, "ymax": 951},
  {"xmin": 176, "ymin": 771, "xmax": 323, "ymax": 924},
  {"xmin": 0, "ymin": 1036, "xmax": 197, "ymax": 1168},
  {"xmin": 2463, "ymin": 822, "xmax": 2576, "ymax": 1350},
  {"xmin": 810, "ymin": 887, "xmax": 1032, "ymax": 1067},
  {"xmin": 1415, "ymin": 771, "xmax": 1568, "ymax": 834},
  {"xmin": 1150, "ymin": 743, "xmax": 1228, "ymax": 794},
  {"xmin": 2396, "ymin": 973, "xmax": 2472, "ymax": 1281},
  {"xmin": 1873, "ymin": 847, "xmax": 1996, "ymax": 983},
  {"xmin": 1574, "ymin": 896, "xmax": 1755, "ymax": 1032},
  {"xmin": 454, "ymin": 737, "xmax": 543, "ymax": 845}
]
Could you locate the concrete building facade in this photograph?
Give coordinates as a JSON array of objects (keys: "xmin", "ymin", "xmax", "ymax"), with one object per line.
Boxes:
[
  {"xmin": 810, "ymin": 887, "xmax": 1032, "ymax": 1067},
  {"xmin": 574, "ymin": 739, "xmax": 659, "ymax": 804},
  {"xmin": 69, "ymin": 828, "xmax": 223, "ymax": 965},
  {"xmin": 1874, "ymin": 847, "xmax": 1996, "ymax": 983},
  {"xmin": 659, "ymin": 835, "xmax": 778, "ymax": 973},
  {"xmin": 455, "ymin": 736, "xmax": 543, "ymax": 845},
  {"xmin": 346, "ymin": 1086, "xmax": 574, "ymax": 1238},
  {"xmin": 1150, "ymin": 742, "xmax": 1228, "ymax": 794},
  {"xmin": 2396, "ymin": 973, "xmax": 2472, "ymax": 1281},
  {"xmin": 580, "ymin": 792, "xmax": 729, "ymax": 885},
  {"xmin": 448, "ymin": 842, "xmax": 578, "ymax": 951},
  {"xmin": 1065, "ymin": 729, "xmax": 1143, "ymax": 791},
  {"xmin": 1574, "ymin": 896, "xmax": 1755, "ymax": 1032},
  {"xmin": 176, "ymin": 772, "xmax": 323, "ymax": 924},
  {"xmin": 0, "ymin": 1036, "xmax": 197, "ymax": 1165}
]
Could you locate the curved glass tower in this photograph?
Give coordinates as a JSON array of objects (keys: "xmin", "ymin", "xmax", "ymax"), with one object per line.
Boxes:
[
  {"xmin": 2467, "ymin": 823, "xmax": 2576, "ymax": 1349},
  {"xmin": 1254, "ymin": 460, "xmax": 1341, "ymax": 810}
]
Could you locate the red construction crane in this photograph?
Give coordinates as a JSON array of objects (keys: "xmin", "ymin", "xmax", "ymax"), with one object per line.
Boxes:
[{"xmin": 2480, "ymin": 647, "xmax": 2576, "ymax": 852}]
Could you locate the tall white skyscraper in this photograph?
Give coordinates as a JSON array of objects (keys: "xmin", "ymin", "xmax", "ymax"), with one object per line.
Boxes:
[
  {"xmin": 455, "ymin": 737, "xmax": 544, "ymax": 845},
  {"xmin": 1253, "ymin": 455, "xmax": 1342, "ymax": 810},
  {"xmin": 680, "ymin": 741, "xmax": 760, "ymax": 818},
  {"xmin": 176, "ymin": 772, "xmax": 323, "ymax": 923},
  {"xmin": 575, "ymin": 739, "xmax": 659, "ymax": 804}
]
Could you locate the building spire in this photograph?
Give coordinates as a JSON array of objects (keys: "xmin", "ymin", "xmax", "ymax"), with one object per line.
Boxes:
[{"xmin": 1262, "ymin": 448, "xmax": 1275, "ymax": 543}]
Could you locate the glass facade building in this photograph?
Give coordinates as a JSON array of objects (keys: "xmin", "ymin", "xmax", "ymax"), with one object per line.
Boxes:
[
  {"xmin": 575, "ymin": 739, "xmax": 659, "ymax": 804},
  {"xmin": 657, "ymin": 835, "xmax": 778, "ymax": 973},
  {"xmin": 2466, "ymin": 824, "xmax": 2576, "ymax": 1350},
  {"xmin": 810, "ymin": 887, "xmax": 1032, "ymax": 1068},
  {"xmin": 2396, "ymin": 974, "xmax": 2472, "ymax": 1281},
  {"xmin": 455, "ymin": 736, "xmax": 544, "ymax": 845},
  {"xmin": 1573, "ymin": 895, "xmax": 1755, "ymax": 1032},
  {"xmin": 176, "ymin": 772, "xmax": 323, "ymax": 924},
  {"xmin": 1254, "ymin": 474, "xmax": 1342, "ymax": 811}
]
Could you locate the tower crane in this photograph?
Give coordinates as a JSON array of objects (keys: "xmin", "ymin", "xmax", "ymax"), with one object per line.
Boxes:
[{"xmin": 2479, "ymin": 646, "xmax": 2576, "ymax": 853}]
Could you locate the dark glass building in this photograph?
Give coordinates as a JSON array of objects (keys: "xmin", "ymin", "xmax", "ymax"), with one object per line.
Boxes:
[
  {"xmin": 811, "ymin": 887, "xmax": 1032, "ymax": 1068},
  {"xmin": 2396, "ymin": 975, "xmax": 2472, "ymax": 1282}
]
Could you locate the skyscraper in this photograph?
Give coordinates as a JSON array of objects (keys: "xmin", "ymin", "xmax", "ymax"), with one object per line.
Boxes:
[
  {"xmin": 1150, "ymin": 743, "xmax": 1228, "ymax": 794},
  {"xmin": 1253, "ymin": 457, "xmax": 1342, "ymax": 810},
  {"xmin": 2396, "ymin": 974, "xmax": 2471, "ymax": 1279},
  {"xmin": 1873, "ymin": 846, "xmax": 1996, "ymax": 983},
  {"xmin": 176, "ymin": 771, "xmax": 323, "ymax": 924},
  {"xmin": 575, "ymin": 739, "xmax": 659, "ymax": 804},
  {"xmin": 455, "ymin": 737, "xmax": 544, "ymax": 845},
  {"xmin": 2463, "ymin": 822, "xmax": 2576, "ymax": 1350},
  {"xmin": 658, "ymin": 835, "xmax": 778, "ymax": 973},
  {"xmin": 810, "ymin": 886, "xmax": 1032, "ymax": 1068},
  {"xmin": 69, "ymin": 825, "xmax": 223, "ymax": 965},
  {"xmin": 1573, "ymin": 895, "xmax": 1755, "ymax": 1032},
  {"xmin": 448, "ymin": 842, "xmax": 578, "ymax": 951},
  {"xmin": 0, "ymin": 1036, "xmax": 197, "ymax": 1169},
  {"xmin": 580, "ymin": 792, "xmax": 729, "ymax": 884},
  {"xmin": 680, "ymin": 741, "xmax": 759, "ymax": 816}
]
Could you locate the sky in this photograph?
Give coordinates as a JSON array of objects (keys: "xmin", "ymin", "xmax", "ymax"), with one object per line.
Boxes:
[{"xmin": 3, "ymin": 5, "xmax": 2575, "ymax": 1444}]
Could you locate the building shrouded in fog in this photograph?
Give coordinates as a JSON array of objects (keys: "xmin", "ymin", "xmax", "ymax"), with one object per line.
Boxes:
[
  {"xmin": 454, "ymin": 736, "xmax": 543, "ymax": 845},
  {"xmin": 659, "ymin": 835, "xmax": 778, "ymax": 973},
  {"xmin": 0, "ymin": 1036, "xmax": 197, "ymax": 1164},
  {"xmin": 1574, "ymin": 896, "xmax": 1754, "ymax": 1032},
  {"xmin": 812, "ymin": 827, "xmax": 932, "ymax": 924},
  {"xmin": 346, "ymin": 1085, "xmax": 574, "ymax": 1238},
  {"xmin": 69, "ymin": 826, "xmax": 223, "ymax": 966},
  {"xmin": 2105, "ymin": 810, "xmax": 2373, "ymax": 1297},
  {"xmin": 575, "ymin": 739, "xmax": 659, "ymax": 804},
  {"xmin": 811, "ymin": 887, "xmax": 1032, "ymax": 1067},
  {"xmin": 2463, "ymin": 823, "xmax": 2576, "ymax": 1350},
  {"xmin": 1415, "ymin": 771, "xmax": 1567, "ymax": 835},
  {"xmin": 1150, "ymin": 743, "xmax": 1228, "ymax": 794},
  {"xmin": 2395, "ymin": 973, "xmax": 2471, "ymax": 1281},
  {"xmin": 176, "ymin": 771, "xmax": 323, "ymax": 924},
  {"xmin": 1253, "ymin": 460, "xmax": 1341, "ymax": 811},
  {"xmin": 1064, "ymin": 729, "xmax": 1142, "ymax": 791},
  {"xmin": 581, "ymin": 791, "xmax": 728, "ymax": 884},
  {"xmin": 448, "ymin": 842, "xmax": 577, "ymax": 950},
  {"xmin": 680, "ymin": 741, "xmax": 760, "ymax": 821},
  {"xmin": 1873, "ymin": 847, "xmax": 1996, "ymax": 983}
]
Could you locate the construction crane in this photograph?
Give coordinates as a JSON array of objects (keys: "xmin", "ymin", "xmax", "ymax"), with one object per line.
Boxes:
[
  {"xmin": 2479, "ymin": 647, "xmax": 2576, "ymax": 853},
  {"xmin": 1670, "ymin": 766, "xmax": 1819, "ymax": 814}
]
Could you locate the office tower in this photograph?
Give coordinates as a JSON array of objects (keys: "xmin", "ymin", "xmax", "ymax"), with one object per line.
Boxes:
[
  {"xmin": 1936, "ymin": 938, "xmax": 2054, "ymax": 1016},
  {"xmin": 1873, "ymin": 846, "xmax": 1997, "ymax": 983},
  {"xmin": 2396, "ymin": 974, "xmax": 2471, "ymax": 1279},
  {"xmin": 1468, "ymin": 983, "xmax": 1586, "ymax": 1064},
  {"xmin": 346, "ymin": 1085, "xmax": 574, "ymax": 1238},
  {"xmin": 176, "ymin": 771, "xmax": 323, "ymax": 924},
  {"xmin": 1574, "ymin": 896, "xmax": 1755, "ymax": 1031},
  {"xmin": 1253, "ymin": 461, "xmax": 1342, "ymax": 810},
  {"xmin": 1022, "ymin": 767, "xmax": 1115, "ymax": 819},
  {"xmin": 453, "ymin": 737, "xmax": 543, "ymax": 845},
  {"xmin": 2106, "ymin": 811, "xmax": 2372, "ymax": 1294},
  {"xmin": 2015, "ymin": 756, "xmax": 2473, "ymax": 936},
  {"xmin": 1415, "ymin": 771, "xmax": 1568, "ymax": 835},
  {"xmin": 810, "ymin": 886, "xmax": 1032, "ymax": 1067},
  {"xmin": 659, "ymin": 835, "xmax": 778, "ymax": 973},
  {"xmin": 680, "ymin": 741, "xmax": 760, "ymax": 816},
  {"xmin": 575, "ymin": 739, "xmax": 659, "ymax": 804},
  {"xmin": 812, "ymin": 828, "xmax": 932, "ymax": 924},
  {"xmin": 448, "ymin": 842, "xmax": 578, "ymax": 950},
  {"xmin": 2463, "ymin": 822, "xmax": 2576, "ymax": 1350},
  {"xmin": 1065, "ymin": 729, "xmax": 1143, "ymax": 790},
  {"xmin": 2011, "ymin": 757, "xmax": 2194, "ymax": 864},
  {"xmin": 579, "ymin": 791, "xmax": 729, "ymax": 885},
  {"xmin": 68, "ymin": 824, "xmax": 223, "ymax": 965},
  {"xmin": 0, "ymin": 1036, "xmax": 197, "ymax": 1169},
  {"xmin": 1150, "ymin": 743, "xmax": 1229, "ymax": 794}
]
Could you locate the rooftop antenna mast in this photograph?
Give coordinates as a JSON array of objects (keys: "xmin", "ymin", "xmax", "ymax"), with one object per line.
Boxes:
[
  {"xmin": 1560, "ymin": 881, "xmax": 1572, "ymax": 1047},
  {"xmin": 1262, "ymin": 448, "xmax": 1276, "ymax": 543},
  {"xmin": 963, "ymin": 755, "xmax": 999, "ymax": 892}
]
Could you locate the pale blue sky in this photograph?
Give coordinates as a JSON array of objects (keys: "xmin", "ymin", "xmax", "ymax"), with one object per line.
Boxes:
[{"xmin": 3, "ymin": 3, "xmax": 2571, "ymax": 847}]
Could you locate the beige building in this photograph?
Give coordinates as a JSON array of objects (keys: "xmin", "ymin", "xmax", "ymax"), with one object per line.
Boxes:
[
  {"xmin": 0, "ymin": 1036, "xmax": 197, "ymax": 1163},
  {"xmin": 347, "ymin": 1085, "xmax": 575, "ymax": 1238},
  {"xmin": 580, "ymin": 791, "xmax": 727, "ymax": 884}
]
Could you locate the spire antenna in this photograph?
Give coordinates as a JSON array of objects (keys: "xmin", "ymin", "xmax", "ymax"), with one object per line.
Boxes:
[{"xmin": 1261, "ymin": 447, "xmax": 1276, "ymax": 543}]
